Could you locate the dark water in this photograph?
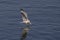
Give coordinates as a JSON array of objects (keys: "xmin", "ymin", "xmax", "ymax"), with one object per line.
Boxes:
[{"xmin": 0, "ymin": 0, "xmax": 60, "ymax": 40}]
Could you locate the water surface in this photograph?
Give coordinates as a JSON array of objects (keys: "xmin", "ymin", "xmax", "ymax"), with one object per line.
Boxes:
[{"xmin": 0, "ymin": 0, "xmax": 60, "ymax": 40}]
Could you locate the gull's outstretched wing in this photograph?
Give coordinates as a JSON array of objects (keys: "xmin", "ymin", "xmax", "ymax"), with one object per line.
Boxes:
[{"xmin": 21, "ymin": 9, "xmax": 28, "ymax": 21}]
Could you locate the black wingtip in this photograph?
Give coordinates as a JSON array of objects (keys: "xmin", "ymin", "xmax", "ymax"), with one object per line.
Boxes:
[{"xmin": 21, "ymin": 9, "xmax": 24, "ymax": 11}]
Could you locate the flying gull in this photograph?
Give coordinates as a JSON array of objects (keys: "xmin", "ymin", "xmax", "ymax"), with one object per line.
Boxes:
[{"xmin": 20, "ymin": 9, "xmax": 31, "ymax": 25}]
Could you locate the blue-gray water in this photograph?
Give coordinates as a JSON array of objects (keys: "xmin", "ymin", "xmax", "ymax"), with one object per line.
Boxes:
[{"xmin": 0, "ymin": 0, "xmax": 60, "ymax": 40}]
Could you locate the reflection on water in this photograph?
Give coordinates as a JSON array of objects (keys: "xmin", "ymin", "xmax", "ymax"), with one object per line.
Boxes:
[{"xmin": 20, "ymin": 25, "xmax": 31, "ymax": 40}]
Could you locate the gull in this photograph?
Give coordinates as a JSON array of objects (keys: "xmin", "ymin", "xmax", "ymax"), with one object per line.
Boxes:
[{"xmin": 20, "ymin": 9, "xmax": 31, "ymax": 25}]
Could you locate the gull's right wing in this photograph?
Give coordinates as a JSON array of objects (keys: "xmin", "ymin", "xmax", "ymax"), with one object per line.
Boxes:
[{"xmin": 21, "ymin": 9, "xmax": 28, "ymax": 21}]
